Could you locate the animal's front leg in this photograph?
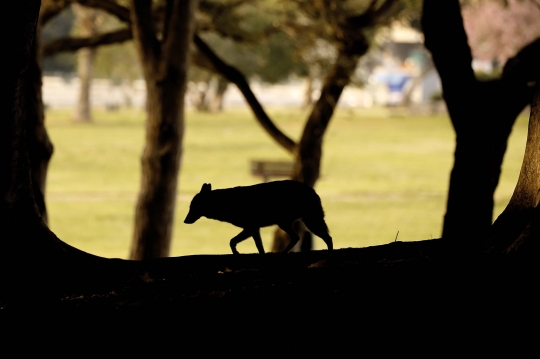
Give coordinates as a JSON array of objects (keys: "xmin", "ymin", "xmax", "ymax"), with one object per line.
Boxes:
[
  {"xmin": 252, "ymin": 228, "xmax": 265, "ymax": 254},
  {"xmin": 229, "ymin": 228, "xmax": 252, "ymax": 255}
]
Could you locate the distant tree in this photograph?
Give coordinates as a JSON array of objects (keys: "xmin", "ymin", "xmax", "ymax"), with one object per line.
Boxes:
[
  {"xmin": 72, "ymin": 3, "xmax": 99, "ymax": 122},
  {"xmin": 189, "ymin": 2, "xmax": 309, "ymax": 112},
  {"xmin": 93, "ymin": 42, "xmax": 140, "ymax": 85}
]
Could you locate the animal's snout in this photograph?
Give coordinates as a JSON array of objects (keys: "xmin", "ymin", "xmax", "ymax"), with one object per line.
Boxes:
[{"xmin": 184, "ymin": 211, "xmax": 200, "ymax": 224}]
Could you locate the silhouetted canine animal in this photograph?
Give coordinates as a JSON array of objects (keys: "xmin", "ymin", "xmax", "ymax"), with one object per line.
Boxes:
[{"xmin": 184, "ymin": 180, "xmax": 333, "ymax": 254}]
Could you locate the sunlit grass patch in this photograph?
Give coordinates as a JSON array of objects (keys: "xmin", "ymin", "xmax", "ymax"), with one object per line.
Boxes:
[{"xmin": 45, "ymin": 106, "xmax": 529, "ymax": 258}]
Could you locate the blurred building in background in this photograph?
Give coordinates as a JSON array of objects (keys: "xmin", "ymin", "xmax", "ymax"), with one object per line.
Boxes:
[{"xmin": 365, "ymin": 22, "xmax": 442, "ymax": 108}]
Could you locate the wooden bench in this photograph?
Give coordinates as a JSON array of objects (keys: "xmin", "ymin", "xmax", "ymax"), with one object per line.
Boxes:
[{"xmin": 250, "ymin": 159, "xmax": 294, "ymax": 182}]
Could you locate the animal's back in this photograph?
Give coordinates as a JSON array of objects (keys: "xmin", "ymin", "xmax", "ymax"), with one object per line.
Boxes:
[{"xmin": 207, "ymin": 180, "xmax": 323, "ymax": 228}]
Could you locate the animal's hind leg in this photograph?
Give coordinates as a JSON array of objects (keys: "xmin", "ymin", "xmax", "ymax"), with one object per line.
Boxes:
[
  {"xmin": 252, "ymin": 229, "xmax": 265, "ymax": 254},
  {"xmin": 230, "ymin": 229, "xmax": 252, "ymax": 255},
  {"xmin": 303, "ymin": 216, "xmax": 333, "ymax": 251},
  {"xmin": 277, "ymin": 221, "xmax": 300, "ymax": 254}
]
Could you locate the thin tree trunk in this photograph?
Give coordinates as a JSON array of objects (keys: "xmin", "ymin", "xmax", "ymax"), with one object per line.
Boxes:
[
  {"xmin": 129, "ymin": 0, "xmax": 196, "ymax": 260},
  {"xmin": 301, "ymin": 74, "xmax": 314, "ymax": 110},
  {"xmin": 73, "ymin": 4, "xmax": 98, "ymax": 123},
  {"xmin": 294, "ymin": 44, "xmax": 367, "ymax": 187},
  {"xmin": 273, "ymin": 39, "xmax": 369, "ymax": 252},
  {"xmin": 194, "ymin": 73, "xmax": 212, "ymax": 112},
  {"xmin": 209, "ymin": 76, "xmax": 228, "ymax": 112}
]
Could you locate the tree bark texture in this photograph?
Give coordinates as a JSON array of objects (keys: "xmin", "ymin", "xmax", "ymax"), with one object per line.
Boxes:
[
  {"xmin": 193, "ymin": 35, "xmax": 297, "ymax": 154},
  {"xmin": 488, "ymin": 72, "xmax": 540, "ymax": 254},
  {"xmin": 422, "ymin": 0, "xmax": 539, "ymax": 247},
  {"xmin": 129, "ymin": 0, "xmax": 196, "ymax": 260},
  {"xmin": 293, "ymin": 43, "xmax": 368, "ymax": 187},
  {"xmin": 73, "ymin": 4, "xmax": 98, "ymax": 122},
  {"xmin": 273, "ymin": 36, "xmax": 369, "ymax": 252}
]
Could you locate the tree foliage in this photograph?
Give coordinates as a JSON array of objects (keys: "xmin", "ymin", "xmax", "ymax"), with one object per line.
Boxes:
[
  {"xmin": 42, "ymin": 4, "xmax": 76, "ymax": 73},
  {"xmin": 462, "ymin": 0, "xmax": 540, "ymax": 66}
]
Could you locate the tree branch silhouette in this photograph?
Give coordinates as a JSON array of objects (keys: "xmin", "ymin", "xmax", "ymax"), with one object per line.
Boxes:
[{"xmin": 193, "ymin": 34, "xmax": 298, "ymax": 154}]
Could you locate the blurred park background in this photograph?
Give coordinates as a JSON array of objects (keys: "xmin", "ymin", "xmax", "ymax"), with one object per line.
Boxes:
[{"xmin": 39, "ymin": 0, "xmax": 539, "ymax": 258}]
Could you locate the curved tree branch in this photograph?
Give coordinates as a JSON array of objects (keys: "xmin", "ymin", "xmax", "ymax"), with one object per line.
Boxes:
[
  {"xmin": 193, "ymin": 34, "xmax": 297, "ymax": 154},
  {"xmin": 346, "ymin": 0, "xmax": 402, "ymax": 29},
  {"xmin": 42, "ymin": 28, "xmax": 131, "ymax": 57},
  {"xmin": 40, "ymin": 0, "xmax": 69, "ymax": 26}
]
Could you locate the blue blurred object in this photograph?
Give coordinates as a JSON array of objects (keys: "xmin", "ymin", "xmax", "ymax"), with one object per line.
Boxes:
[{"xmin": 388, "ymin": 73, "xmax": 411, "ymax": 92}]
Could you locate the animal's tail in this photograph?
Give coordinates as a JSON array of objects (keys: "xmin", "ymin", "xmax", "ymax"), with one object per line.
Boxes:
[{"xmin": 302, "ymin": 190, "xmax": 333, "ymax": 251}]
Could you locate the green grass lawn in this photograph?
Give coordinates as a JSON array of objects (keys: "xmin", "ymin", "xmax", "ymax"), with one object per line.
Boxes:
[{"xmin": 44, "ymin": 106, "xmax": 529, "ymax": 259}]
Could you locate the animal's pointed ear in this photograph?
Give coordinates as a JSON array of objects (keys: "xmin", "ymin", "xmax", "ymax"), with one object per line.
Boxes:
[{"xmin": 201, "ymin": 183, "xmax": 212, "ymax": 193}]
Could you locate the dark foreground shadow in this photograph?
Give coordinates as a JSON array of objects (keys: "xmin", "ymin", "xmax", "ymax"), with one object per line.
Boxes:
[{"xmin": 2, "ymin": 243, "xmax": 537, "ymax": 354}]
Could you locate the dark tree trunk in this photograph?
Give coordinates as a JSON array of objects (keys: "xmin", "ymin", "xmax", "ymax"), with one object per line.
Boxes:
[
  {"xmin": 1, "ymin": 1, "xmax": 42, "ymax": 222},
  {"xmin": 487, "ymin": 72, "xmax": 540, "ymax": 254},
  {"xmin": 129, "ymin": 0, "xmax": 196, "ymax": 260},
  {"xmin": 294, "ymin": 43, "xmax": 368, "ymax": 187},
  {"xmin": 73, "ymin": 4, "xmax": 98, "ymax": 123},
  {"xmin": 26, "ymin": 23, "xmax": 54, "ymax": 224},
  {"xmin": 422, "ymin": 0, "xmax": 539, "ymax": 247},
  {"xmin": 273, "ymin": 37, "xmax": 370, "ymax": 252},
  {"xmin": 0, "ymin": 0, "xmax": 77, "ymax": 281}
]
